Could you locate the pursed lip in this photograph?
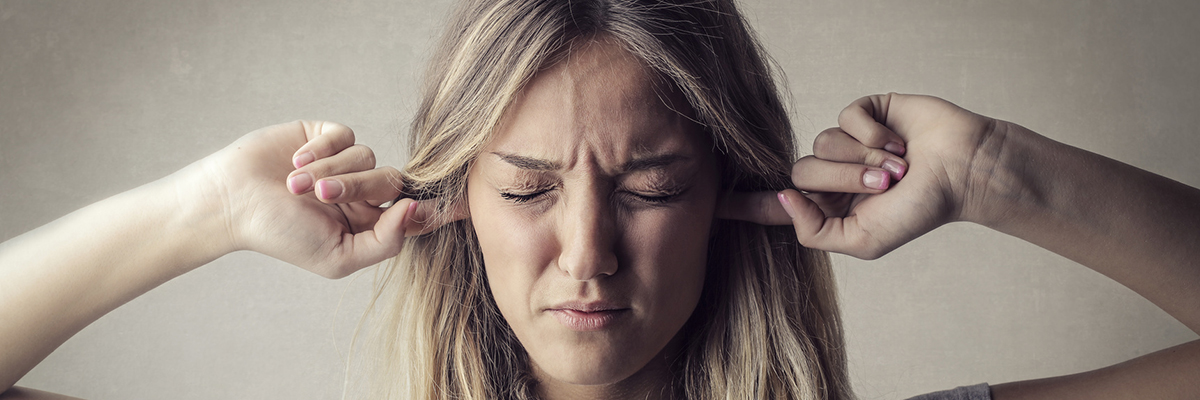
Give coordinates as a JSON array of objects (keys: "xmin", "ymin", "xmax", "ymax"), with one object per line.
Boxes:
[
  {"xmin": 545, "ymin": 301, "xmax": 630, "ymax": 331},
  {"xmin": 546, "ymin": 300, "xmax": 628, "ymax": 313}
]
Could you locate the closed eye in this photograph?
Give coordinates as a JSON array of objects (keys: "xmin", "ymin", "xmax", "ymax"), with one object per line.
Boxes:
[
  {"xmin": 629, "ymin": 192, "xmax": 677, "ymax": 204},
  {"xmin": 499, "ymin": 189, "xmax": 550, "ymax": 204},
  {"xmin": 622, "ymin": 186, "xmax": 685, "ymax": 205}
]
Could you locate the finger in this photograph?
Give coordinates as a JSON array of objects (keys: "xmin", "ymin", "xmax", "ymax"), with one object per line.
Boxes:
[
  {"xmin": 812, "ymin": 127, "xmax": 907, "ymax": 180},
  {"xmin": 340, "ymin": 201, "xmax": 384, "ymax": 233},
  {"xmin": 293, "ymin": 121, "xmax": 356, "ymax": 168},
  {"xmin": 404, "ymin": 199, "xmax": 470, "ymax": 237},
  {"xmin": 311, "ymin": 167, "xmax": 403, "ymax": 205},
  {"xmin": 792, "ymin": 155, "xmax": 892, "ymax": 193},
  {"xmin": 715, "ymin": 190, "xmax": 793, "ymax": 225},
  {"xmin": 838, "ymin": 94, "xmax": 906, "ymax": 155},
  {"xmin": 288, "ymin": 145, "xmax": 377, "ymax": 196},
  {"xmin": 324, "ymin": 198, "xmax": 417, "ymax": 278},
  {"xmin": 776, "ymin": 189, "xmax": 887, "ymax": 259}
]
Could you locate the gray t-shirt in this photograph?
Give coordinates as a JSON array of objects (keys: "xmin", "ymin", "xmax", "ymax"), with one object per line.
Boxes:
[{"xmin": 906, "ymin": 383, "xmax": 992, "ymax": 400}]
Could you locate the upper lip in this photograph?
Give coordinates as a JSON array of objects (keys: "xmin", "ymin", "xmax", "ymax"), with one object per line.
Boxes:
[{"xmin": 547, "ymin": 300, "xmax": 629, "ymax": 312}]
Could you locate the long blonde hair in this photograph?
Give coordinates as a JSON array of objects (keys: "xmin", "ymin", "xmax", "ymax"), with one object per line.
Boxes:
[{"xmin": 354, "ymin": 1, "xmax": 852, "ymax": 398}]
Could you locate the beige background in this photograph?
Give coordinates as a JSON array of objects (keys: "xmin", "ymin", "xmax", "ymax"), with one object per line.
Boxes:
[{"xmin": 3, "ymin": 0, "xmax": 1198, "ymax": 398}]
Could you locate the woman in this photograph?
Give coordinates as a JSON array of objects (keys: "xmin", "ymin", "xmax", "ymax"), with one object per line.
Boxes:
[{"xmin": 2, "ymin": 0, "xmax": 1199, "ymax": 399}]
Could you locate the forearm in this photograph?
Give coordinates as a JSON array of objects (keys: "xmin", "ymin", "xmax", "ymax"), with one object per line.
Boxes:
[
  {"xmin": 0, "ymin": 162, "xmax": 232, "ymax": 389},
  {"xmin": 966, "ymin": 121, "xmax": 1200, "ymax": 332},
  {"xmin": 991, "ymin": 339, "xmax": 1200, "ymax": 400}
]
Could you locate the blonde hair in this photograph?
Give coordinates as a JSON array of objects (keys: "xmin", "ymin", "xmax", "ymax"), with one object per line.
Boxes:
[{"xmin": 354, "ymin": 1, "xmax": 852, "ymax": 398}]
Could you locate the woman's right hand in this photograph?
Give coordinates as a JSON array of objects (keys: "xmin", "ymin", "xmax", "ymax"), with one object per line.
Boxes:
[{"xmin": 199, "ymin": 120, "xmax": 416, "ymax": 278}]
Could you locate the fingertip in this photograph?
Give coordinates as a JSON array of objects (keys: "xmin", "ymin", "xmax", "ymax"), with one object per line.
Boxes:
[
  {"xmin": 293, "ymin": 151, "xmax": 315, "ymax": 169},
  {"xmin": 884, "ymin": 141, "xmax": 906, "ymax": 156},
  {"xmin": 287, "ymin": 172, "xmax": 313, "ymax": 194},
  {"xmin": 863, "ymin": 169, "xmax": 891, "ymax": 191},
  {"xmin": 881, "ymin": 158, "xmax": 906, "ymax": 180},
  {"xmin": 407, "ymin": 200, "xmax": 420, "ymax": 226},
  {"xmin": 378, "ymin": 198, "xmax": 415, "ymax": 241},
  {"xmin": 315, "ymin": 179, "xmax": 344, "ymax": 201},
  {"xmin": 777, "ymin": 191, "xmax": 797, "ymax": 220},
  {"xmin": 780, "ymin": 189, "xmax": 829, "ymax": 244},
  {"xmin": 320, "ymin": 120, "xmax": 354, "ymax": 139}
]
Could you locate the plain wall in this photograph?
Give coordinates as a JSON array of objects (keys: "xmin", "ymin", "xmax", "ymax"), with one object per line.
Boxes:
[{"xmin": 3, "ymin": 0, "xmax": 1198, "ymax": 398}]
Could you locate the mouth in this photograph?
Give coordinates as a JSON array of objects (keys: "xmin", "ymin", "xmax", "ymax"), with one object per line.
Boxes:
[{"xmin": 546, "ymin": 302, "xmax": 630, "ymax": 331}]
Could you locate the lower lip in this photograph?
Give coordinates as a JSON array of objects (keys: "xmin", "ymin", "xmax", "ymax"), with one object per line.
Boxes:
[{"xmin": 549, "ymin": 309, "xmax": 628, "ymax": 331}]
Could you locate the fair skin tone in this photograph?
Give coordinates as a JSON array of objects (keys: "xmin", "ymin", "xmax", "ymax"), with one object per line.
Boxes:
[
  {"xmin": 2, "ymin": 43, "xmax": 1200, "ymax": 400},
  {"xmin": 467, "ymin": 39, "xmax": 718, "ymax": 398}
]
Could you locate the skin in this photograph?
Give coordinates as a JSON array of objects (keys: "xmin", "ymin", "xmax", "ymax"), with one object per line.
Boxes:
[
  {"xmin": 4, "ymin": 45, "xmax": 1200, "ymax": 400},
  {"xmin": 466, "ymin": 39, "xmax": 719, "ymax": 399}
]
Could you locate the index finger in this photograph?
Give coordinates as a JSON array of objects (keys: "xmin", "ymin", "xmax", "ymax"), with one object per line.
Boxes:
[
  {"xmin": 715, "ymin": 190, "xmax": 794, "ymax": 226},
  {"xmin": 403, "ymin": 198, "xmax": 471, "ymax": 237}
]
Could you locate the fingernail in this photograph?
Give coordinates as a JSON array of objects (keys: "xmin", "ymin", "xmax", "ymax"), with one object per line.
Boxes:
[
  {"xmin": 293, "ymin": 152, "xmax": 315, "ymax": 169},
  {"xmin": 402, "ymin": 201, "xmax": 420, "ymax": 237},
  {"xmin": 407, "ymin": 201, "xmax": 419, "ymax": 222},
  {"xmin": 287, "ymin": 173, "xmax": 313, "ymax": 194},
  {"xmin": 884, "ymin": 142, "xmax": 906, "ymax": 156},
  {"xmin": 881, "ymin": 159, "xmax": 906, "ymax": 180},
  {"xmin": 863, "ymin": 170, "xmax": 890, "ymax": 190},
  {"xmin": 777, "ymin": 192, "xmax": 796, "ymax": 219},
  {"xmin": 316, "ymin": 179, "xmax": 343, "ymax": 199}
]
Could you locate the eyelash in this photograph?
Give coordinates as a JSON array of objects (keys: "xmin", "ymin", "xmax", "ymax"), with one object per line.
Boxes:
[
  {"xmin": 499, "ymin": 190, "xmax": 548, "ymax": 204},
  {"xmin": 498, "ymin": 189, "xmax": 680, "ymax": 205}
]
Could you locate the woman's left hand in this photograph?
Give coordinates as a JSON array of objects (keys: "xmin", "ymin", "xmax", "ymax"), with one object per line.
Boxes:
[{"xmin": 721, "ymin": 93, "xmax": 1004, "ymax": 259}]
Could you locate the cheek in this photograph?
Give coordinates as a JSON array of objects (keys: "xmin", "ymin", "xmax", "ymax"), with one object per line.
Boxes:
[
  {"xmin": 468, "ymin": 188, "xmax": 556, "ymax": 321},
  {"xmin": 620, "ymin": 204, "xmax": 713, "ymax": 326}
]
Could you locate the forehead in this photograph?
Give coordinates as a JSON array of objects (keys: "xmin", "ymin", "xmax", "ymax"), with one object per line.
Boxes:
[{"xmin": 485, "ymin": 38, "xmax": 707, "ymax": 169}]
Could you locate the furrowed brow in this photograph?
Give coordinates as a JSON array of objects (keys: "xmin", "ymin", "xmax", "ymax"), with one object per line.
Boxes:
[
  {"xmin": 492, "ymin": 152, "xmax": 560, "ymax": 171},
  {"xmin": 620, "ymin": 154, "xmax": 688, "ymax": 172}
]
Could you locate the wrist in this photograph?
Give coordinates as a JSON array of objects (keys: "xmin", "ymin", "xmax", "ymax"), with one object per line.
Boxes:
[
  {"xmin": 164, "ymin": 157, "xmax": 241, "ymax": 265},
  {"xmin": 956, "ymin": 119, "xmax": 1046, "ymax": 230}
]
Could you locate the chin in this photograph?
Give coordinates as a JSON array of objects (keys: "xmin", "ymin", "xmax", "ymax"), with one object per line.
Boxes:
[{"xmin": 533, "ymin": 341, "xmax": 649, "ymax": 386}]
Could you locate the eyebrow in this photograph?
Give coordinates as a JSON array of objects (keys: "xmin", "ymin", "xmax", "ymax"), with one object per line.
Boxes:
[
  {"xmin": 490, "ymin": 152, "xmax": 689, "ymax": 173},
  {"xmin": 492, "ymin": 152, "xmax": 560, "ymax": 171}
]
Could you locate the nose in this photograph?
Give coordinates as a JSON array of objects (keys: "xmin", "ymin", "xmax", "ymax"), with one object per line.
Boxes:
[{"xmin": 557, "ymin": 189, "xmax": 619, "ymax": 280}]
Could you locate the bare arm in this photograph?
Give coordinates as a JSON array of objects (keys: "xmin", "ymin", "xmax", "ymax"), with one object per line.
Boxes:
[
  {"xmin": 0, "ymin": 163, "xmax": 227, "ymax": 390},
  {"xmin": 970, "ymin": 120, "xmax": 1200, "ymax": 398},
  {"xmin": 0, "ymin": 121, "xmax": 415, "ymax": 393},
  {"xmin": 966, "ymin": 120, "xmax": 1200, "ymax": 333},
  {"xmin": 721, "ymin": 93, "xmax": 1200, "ymax": 398}
]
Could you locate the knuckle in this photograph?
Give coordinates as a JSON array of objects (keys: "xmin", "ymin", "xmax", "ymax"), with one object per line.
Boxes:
[
  {"xmin": 342, "ymin": 145, "xmax": 372, "ymax": 166},
  {"xmin": 359, "ymin": 146, "xmax": 376, "ymax": 166},
  {"xmin": 865, "ymin": 149, "xmax": 888, "ymax": 167},
  {"xmin": 836, "ymin": 104, "xmax": 855, "ymax": 124},
  {"xmin": 791, "ymin": 156, "xmax": 816, "ymax": 184},
  {"xmin": 856, "ymin": 126, "xmax": 886, "ymax": 147},
  {"xmin": 304, "ymin": 161, "xmax": 334, "ymax": 178},
  {"xmin": 842, "ymin": 165, "xmax": 867, "ymax": 186},
  {"xmin": 812, "ymin": 129, "xmax": 839, "ymax": 156},
  {"xmin": 339, "ymin": 176, "xmax": 362, "ymax": 198}
]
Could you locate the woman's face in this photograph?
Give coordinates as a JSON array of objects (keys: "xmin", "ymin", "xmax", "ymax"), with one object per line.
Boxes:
[{"xmin": 466, "ymin": 39, "xmax": 721, "ymax": 391}]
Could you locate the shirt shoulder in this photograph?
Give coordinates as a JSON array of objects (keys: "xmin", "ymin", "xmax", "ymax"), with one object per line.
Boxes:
[{"xmin": 905, "ymin": 383, "xmax": 992, "ymax": 400}]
